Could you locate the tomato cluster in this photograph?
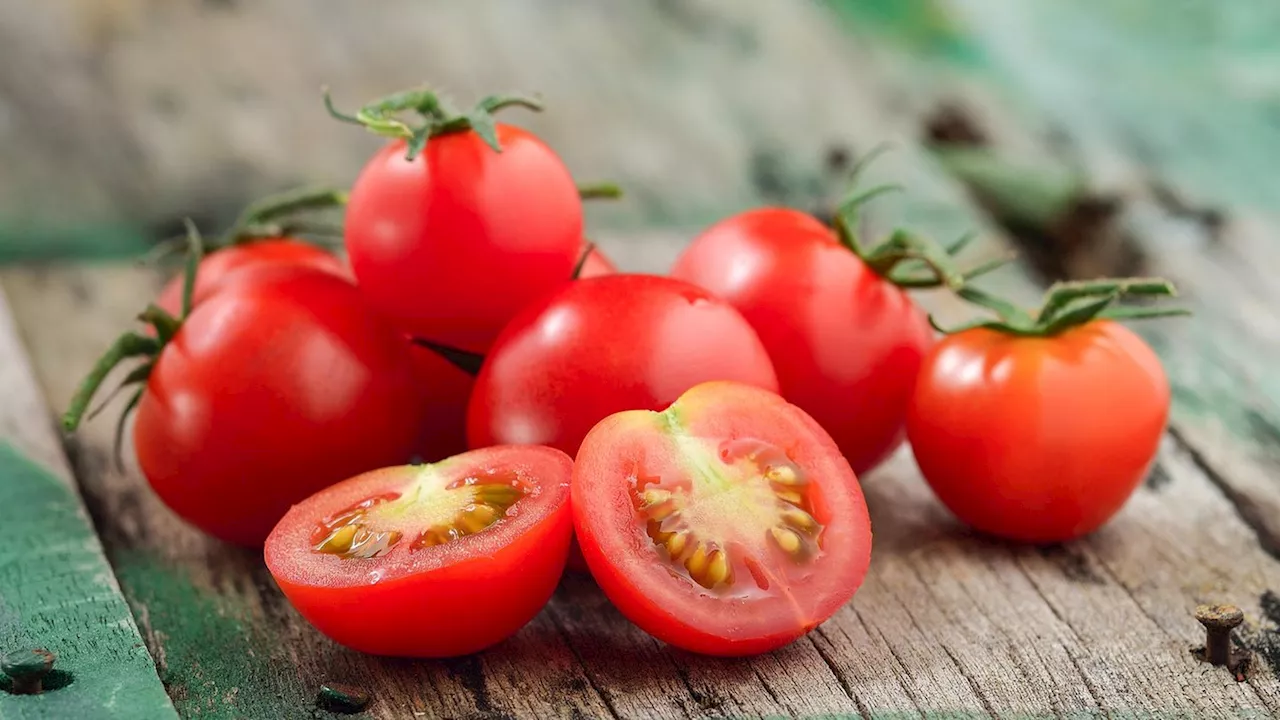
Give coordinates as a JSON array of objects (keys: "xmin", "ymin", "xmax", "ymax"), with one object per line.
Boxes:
[{"xmin": 63, "ymin": 84, "xmax": 1184, "ymax": 659}]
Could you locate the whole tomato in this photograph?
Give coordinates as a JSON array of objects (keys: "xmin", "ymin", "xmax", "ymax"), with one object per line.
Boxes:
[
  {"xmin": 64, "ymin": 263, "xmax": 428, "ymax": 547},
  {"xmin": 907, "ymin": 279, "xmax": 1182, "ymax": 542},
  {"xmin": 670, "ymin": 207, "xmax": 936, "ymax": 476},
  {"xmin": 155, "ymin": 238, "xmax": 347, "ymax": 315},
  {"xmin": 466, "ymin": 273, "xmax": 779, "ymax": 457},
  {"xmin": 333, "ymin": 87, "xmax": 583, "ymax": 354}
]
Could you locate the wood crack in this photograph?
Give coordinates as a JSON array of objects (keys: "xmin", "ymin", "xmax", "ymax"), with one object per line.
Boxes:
[
  {"xmin": 940, "ymin": 644, "xmax": 997, "ymax": 719},
  {"xmin": 1168, "ymin": 426, "xmax": 1280, "ymax": 560},
  {"xmin": 544, "ymin": 609, "xmax": 624, "ymax": 720}
]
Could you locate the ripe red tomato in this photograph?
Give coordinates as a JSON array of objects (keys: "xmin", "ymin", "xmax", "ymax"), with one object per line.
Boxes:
[
  {"xmin": 573, "ymin": 381, "xmax": 872, "ymax": 656},
  {"xmin": 128, "ymin": 266, "xmax": 428, "ymax": 546},
  {"xmin": 466, "ymin": 274, "xmax": 780, "ymax": 456},
  {"xmin": 154, "ymin": 239, "xmax": 348, "ymax": 316},
  {"xmin": 906, "ymin": 321, "xmax": 1169, "ymax": 542},
  {"xmin": 344, "ymin": 127, "xmax": 582, "ymax": 353},
  {"xmin": 265, "ymin": 445, "xmax": 573, "ymax": 657},
  {"xmin": 407, "ymin": 345, "xmax": 474, "ymax": 463},
  {"xmin": 670, "ymin": 208, "xmax": 933, "ymax": 477}
]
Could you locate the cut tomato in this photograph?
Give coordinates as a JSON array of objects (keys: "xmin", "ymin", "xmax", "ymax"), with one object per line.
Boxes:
[
  {"xmin": 264, "ymin": 446, "xmax": 573, "ymax": 658},
  {"xmin": 572, "ymin": 381, "xmax": 872, "ymax": 656}
]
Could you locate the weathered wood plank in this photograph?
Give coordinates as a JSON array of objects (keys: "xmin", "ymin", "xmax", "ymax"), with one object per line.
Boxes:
[
  {"xmin": 0, "ymin": 285, "xmax": 176, "ymax": 719},
  {"xmin": 3, "ymin": 0, "xmax": 1280, "ymax": 717}
]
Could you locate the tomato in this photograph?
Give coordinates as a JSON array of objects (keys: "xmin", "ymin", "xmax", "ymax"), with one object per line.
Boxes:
[
  {"xmin": 264, "ymin": 445, "xmax": 573, "ymax": 657},
  {"xmin": 101, "ymin": 266, "xmax": 427, "ymax": 546},
  {"xmin": 906, "ymin": 320, "xmax": 1170, "ymax": 543},
  {"xmin": 670, "ymin": 207, "xmax": 934, "ymax": 477},
  {"xmin": 154, "ymin": 239, "xmax": 348, "ymax": 316},
  {"xmin": 407, "ymin": 344, "xmax": 475, "ymax": 463},
  {"xmin": 466, "ymin": 274, "xmax": 780, "ymax": 456},
  {"xmin": 572, "ymin": 381, "xmax": 872, "ymax": 656},
  {"xmin": 343, "ymin": 127, "xmax": 582, "ymax": 354}
]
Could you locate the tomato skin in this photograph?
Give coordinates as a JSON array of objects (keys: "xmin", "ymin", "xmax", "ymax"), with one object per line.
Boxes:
[
  {"xmin": 407, "ymin": 344, "xmax": 475, "ymax": 463},
  {"xmin": 134, "ymin": 267, "xmax": 426, "ymax": 546},
  {"xmin": 344, "ymin": 128, "xmax": 583, "ymax": 353},
  {"xmin": 577, "ymin": 244, "xmax": 617, "ymax": 278},
  {"xmin": 264, "ymin": 446, "xmax": 573, "ymax": 658},
  {"xmin": 906, "ymin": 321, "xmax": 1169, "ymax": 543},
  {"xmin": 155, "ymin": 239, "xmax": 347, "ymax": 316},
  {"xmin": 466, "ymin": 274, "xmax": 780, "ymax": 457},
  {"xmin": 573, "ymin": 381, "xmax": 872, "ymax": 656},
  {"xmin": 670, "ymin": 208, "xmax": 934, "ymax": 477}
]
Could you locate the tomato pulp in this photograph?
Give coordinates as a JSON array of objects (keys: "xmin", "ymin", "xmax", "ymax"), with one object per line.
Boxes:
[
  {"xmin": 344, "ymin": 127, "xmax": 583, "ymax": 354},
  {"xmin": 134, "ymin": 266, "xmax": 427, "ymax": 546},
  {"xmin": 265, "ymin": 445, "xmax": 574, "ymax": 657},
  {"xmin": 907, "ymin": 321, "xmax": 1170, "ymax": 543},
  {"xmin": 670, "ymin": 208, "xmax": 933, "ymax": 476},
  {"xmin": 573, "ymin": 381, "xmax": 872, "ymax": 655}
]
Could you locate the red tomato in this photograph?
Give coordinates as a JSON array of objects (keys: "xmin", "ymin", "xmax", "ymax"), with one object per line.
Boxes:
[
  {"xmin": 407, "ymin": 345, "xmax": 475, "ymax": 463},
  {"xmin": 466, "ymin": 274, "xmax": 780, "ymax": 456},
  {"xmin": 344, "ymin": 128, "xmax": 582, "ymax": 353},
  {"xmin": 265, "ymin": 445, "xmax": 573, "ymax": 657},
  {"xmin": 133, "ymin": 266, "xmax": 427, "ymax": 546},
  {"xmin": 154, "ymin": 239, "xmax": 347, "ymax": 316},
  {"xmin": 906, "ymin": 321, "xmax": 1169, "ymax": 542},
  {"xmin": 670, "ymin": 208, "xmax": 934, "ymax": 476},
  {"xmin": 573, "ymin": 381, "xmax": 872, "ymax": 655}
]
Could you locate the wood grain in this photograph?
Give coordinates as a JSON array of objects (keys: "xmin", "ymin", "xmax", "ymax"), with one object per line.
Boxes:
[{"xmin": 0, "ymin": 285, "xmax": 176, "ymax": 719}]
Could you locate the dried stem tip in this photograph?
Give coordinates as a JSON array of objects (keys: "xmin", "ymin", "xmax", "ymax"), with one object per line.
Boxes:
[{"xmin": 2, "ymin": 648, "xmax": 55, "ymax": 694}]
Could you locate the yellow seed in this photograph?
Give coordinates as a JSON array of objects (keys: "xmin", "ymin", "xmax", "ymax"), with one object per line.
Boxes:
[
  {"xmin": 684, "ymin": 543, "xmax": 710, "ymax": 582},
  {"xmin": 775, "ymin": 489, "xmax": 804, "ymax": 507},
  {"xmin": 641, "ymin": 488, "xmax": 673, "ymax": 507},
  {"xmin": 767, "ymin": 464, "xmax": 803, "ymax": 486},
  {"xmin": 665, "ymin": 531, "xmax": 689, "ymax": 559},
  {"xmin": 781, "ymin": 507, "xmax": 818, "ymax": 532},
  {"xmin": 314, "ymin": 524, "xmax": 357, "ymax": 554},
  {"xmin": 706, "ymin": 550, "xmax": 732, "ymax": 587},
  {"xmin": 473, "ymin": 484, "xmax": 523, "ymax": 507},
  {"xmin": 457, "ymin": 504, "xmax": 500, "ymax": 534},
  {"xmin": 771, "ymin": 526, "xmax": 804, "ymax": 556}
]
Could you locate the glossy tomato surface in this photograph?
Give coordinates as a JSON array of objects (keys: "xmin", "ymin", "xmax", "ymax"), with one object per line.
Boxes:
[
  {"xmin": 906, "ymin": 321, "xmax": 1169, "ymax": 543},
  {"xmin": 134, "ymin": 266, "xmax": 426, "ymax": 546},
  {"xmin": 573, "ymin": 381, "xmax": 872, "ymax": 656},
  {"xmin": 155, "ymin": 239, "xmax": 347, "ymax": 316},
  {"xmin": 466, "ymin": 274, "xmax": 780, "ymax": 457},
  {"xmin": 344, "ymin": 127, "xmax": 582, "ymax": 353},
  {"xmin": 408, "ymin": 344, "xmax": 475, "ymax": 463},
  {"xmin": 265, "ymin": 445, "xmax": 573, "ymax": 657},
  {"xmin": 670, "ymin": 208, "xmax": 933, "ymax": 477}
]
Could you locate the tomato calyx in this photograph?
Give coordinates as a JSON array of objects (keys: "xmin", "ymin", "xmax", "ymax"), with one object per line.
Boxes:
[
  {"xmin": 932, "ymin": 276, "xmax": 1193, "ymax": 337},
  {"xmin": 323, "ymin": 84, "xmax": 543, "ymax": 159},
  {"xmin": 829, "ymin": 146, "xmax": 1013, "ymax": 290},
  {"xmin": 61, "ymin": 220, "xmax": 206, "ymax": 463}
]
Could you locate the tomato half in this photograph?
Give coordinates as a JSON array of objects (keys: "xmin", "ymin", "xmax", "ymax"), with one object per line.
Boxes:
[
  {"xmin": 154, "ymin": 239, "xmax": 347, "ymax": 316},
  {"xmin": 906, "ymin": 321, "xmax": 1169, "ymax": 543},
  {"xmin": 670, "ymin": 208, "xmax": 934, "ymax": 476},
  {"xmin": 573, "ymin": 381, "xmax": 872, "ymax": 656},
  {"xmin": 134, "ymin": 266, "xmax": 427, "ymax": 546},
  {"xmin": 466, "ymin": 274, "xmax": 779, "ymax": 457},
  {"xmin": 264, "ymin": 445, "xmax": 573, "ymax": 657},
  {"xmin": 344, "ymin": 127, "xmax": 582, "ymax": 354}
]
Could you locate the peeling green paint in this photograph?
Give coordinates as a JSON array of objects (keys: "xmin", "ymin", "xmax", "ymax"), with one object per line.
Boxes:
[{"xmin": 0, "ymin": 442, "xmax": 175, "ymax": 719}]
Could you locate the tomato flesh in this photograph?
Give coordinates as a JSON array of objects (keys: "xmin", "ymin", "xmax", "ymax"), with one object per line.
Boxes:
[
  {"xmin": 573, "ymin": 381, "xmax": 871, "ymax": 656},
  {"xmin": 907, "ymin": 321, "xmax": 1169, "ymax": 542},
  {"xmin": 265, "ymin": 446, "xmax": 573, "ymax": 658}
]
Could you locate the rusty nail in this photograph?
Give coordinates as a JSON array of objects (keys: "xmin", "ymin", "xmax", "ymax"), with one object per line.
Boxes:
[
  {"xmin": 1195, "ymin": 604, "xmax": 1244, "ymax": 666},
  {"xmin": 317, "ymin": 681, "xmax": 370, "ymax": 714},
  {"xmin": 2, "ymin": 648, "xmax": 55, "ymax": 695}
]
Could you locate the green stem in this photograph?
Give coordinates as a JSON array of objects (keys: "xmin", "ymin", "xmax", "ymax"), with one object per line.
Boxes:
[
  {"xmin": 62, "ymin": 333, "xmax": 161, "ymax": 432},
  {"xmin": 571, "ymin": 242, "xmax": 597, "ymax": 280},
  {"xmin": 578, "ymin": 182, "xmax": 624, "ymax": 200}
]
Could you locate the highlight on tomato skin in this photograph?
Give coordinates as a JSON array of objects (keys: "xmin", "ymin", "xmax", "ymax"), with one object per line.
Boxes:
[
  {"xmin": 264, "ymin": 445, "xmax": 575, "ymax": 658},
  {"xmin": 571, "ymin": 380, "xmax": 872, "ymax": 657}
]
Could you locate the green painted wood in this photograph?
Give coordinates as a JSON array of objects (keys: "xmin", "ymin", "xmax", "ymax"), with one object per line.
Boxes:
[{"xmin": 0, "ymin": 441, "xmax": 176, "ymax": 719}]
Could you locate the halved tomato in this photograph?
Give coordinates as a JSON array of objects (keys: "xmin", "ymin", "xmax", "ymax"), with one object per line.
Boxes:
[
  {"xmin": 264, "ymin": 445, "xmax": 573, "ymax": 658},
  {"xmin": 572, "ymin": 381, "xmax": 872, "ymax": 656}
]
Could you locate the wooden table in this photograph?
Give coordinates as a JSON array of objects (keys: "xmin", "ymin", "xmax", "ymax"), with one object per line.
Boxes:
[{"xmin": 2, "ymin": 2, "xmax": 1279, "ymax": 717}]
